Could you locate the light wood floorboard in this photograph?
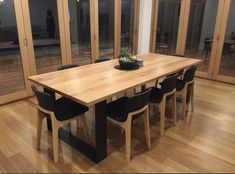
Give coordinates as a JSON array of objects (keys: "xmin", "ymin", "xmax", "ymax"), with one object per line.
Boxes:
[{"xmin": 0, "ymin": 78, "xmax": 234, "ymax": 173}]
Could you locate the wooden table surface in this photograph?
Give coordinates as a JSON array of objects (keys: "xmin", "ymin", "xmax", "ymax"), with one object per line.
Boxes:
[{"xmin": 28, "ymin": 53, "xmax": 201, "ymax": 106}]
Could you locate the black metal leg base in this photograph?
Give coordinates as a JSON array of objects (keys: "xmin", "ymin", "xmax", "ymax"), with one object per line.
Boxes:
[{"xmin": 46, "ymin": 100, "xmax": 107, "ymax": 163}]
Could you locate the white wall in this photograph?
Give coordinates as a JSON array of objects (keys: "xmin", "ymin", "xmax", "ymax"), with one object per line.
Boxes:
[{"xmin": 138, "ymin": 0, "xmax": 152, "ymax": 54}]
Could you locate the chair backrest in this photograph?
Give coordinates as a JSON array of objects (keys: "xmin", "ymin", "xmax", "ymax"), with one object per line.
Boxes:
[
  {"xmin": 125, "ymin": 88, "xmax": 152, "ymax": 115},
  {"xmin": 95, "ymin": 57, "xmax": 111, "ymax": 63},
  {"xmin": 161, "ymin": 73, "xmax": 178, "ymax": 94},
  {"xmin": 31, "ymin": 86, "xmax": 55, "ymax": 112},
  {"xmin": 172, "ymin": 54, "xmax": 185, "ymax": 57},
  {"xmin": 58, "ymin": 64, "xmax": 80, "ymax": 71},
  {"xmin": 183, "ymin": 65, "xmax": 197, "ymax": 83},
  {"xmin": 166, "ymin": 69, "xmax": 184, "ymax": 78}
]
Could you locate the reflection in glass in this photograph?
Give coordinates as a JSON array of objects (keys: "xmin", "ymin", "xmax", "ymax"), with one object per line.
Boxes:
[
  {"xmin": 98, "ymin": 0, "xmax": 114, "ymax": 59},
  {"xmin": 185, "ymin": 0, "xmax": 219, "ymax": 72},
  {"xmin": 68, "ymin": 0, "xmax": 91, "ymax": 65},
  {"xmin": 121, "ymin": 0, "xmax": 135, "ymax": 52},
  {"xmin": 219, "ymin": 0, "xmax": 235, "ymax": 77},
  {"xmin": 29, "ymin": 0, "xmax": 62, "ymax": 74},
  {"xmin": 0, "ymin": 0, "xmax": 26, "ymax": 96},
  {"xmin": 155, "ymin": 0, "xmax": 181, "ymax": 55}
]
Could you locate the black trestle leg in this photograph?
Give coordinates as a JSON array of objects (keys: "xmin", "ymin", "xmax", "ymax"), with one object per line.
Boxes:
[
  {"xmin": 45, "ymin": 99, "xmax": 108, "ymax": 163},
  {"xmin": 94, "ymin": 100, "xmax": 107, "ymax": 162}
]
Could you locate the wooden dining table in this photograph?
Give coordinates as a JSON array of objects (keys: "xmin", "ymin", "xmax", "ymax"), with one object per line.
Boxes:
[{"xmin": 28, "ymin": 53, "xmax": 201, "ymax": 163}]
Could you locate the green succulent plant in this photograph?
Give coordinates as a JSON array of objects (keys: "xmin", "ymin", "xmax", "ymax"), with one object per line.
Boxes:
[{"xmin": 119, "ymin": 47, "xmax": 136, "ymax": 63}]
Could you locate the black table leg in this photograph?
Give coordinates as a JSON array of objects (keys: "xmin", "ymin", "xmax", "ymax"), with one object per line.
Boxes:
[
  {"xmin": 46, "ymin": 100, "xmax": 107, "ymax": 163},
  {"xmin": 94, "ymin": 100, "xmax": 107, "ymax": 162}
]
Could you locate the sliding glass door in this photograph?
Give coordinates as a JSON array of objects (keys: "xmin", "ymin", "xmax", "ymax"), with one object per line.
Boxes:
[
  {"xmin": 28, "ymin": 0, "xmax": 63, "ymax": 74},
  {"xmin": 0, "ymin": 0, "xmax": 29, "ymax": 101},
  {"xmin": 98, "ymin": 0, "xmax": 115, "ymax": 59},
  {"xmin": 213, "ymin": 0, "xmax": 235, "ymax": 83},
  {"xmin": 121, "ymin": 0, "xmax": 139, "ymax": 54},
  {"xmin": 184, "ymin": 0, "xmax": 219, "ymax": 73},
  {"xmin": 151, "ymin": 0, "xmax": 182, "ymax": 55},
  {"xmin": 68, "ymin": 0, "xmax": 92, "ymax": 65}
]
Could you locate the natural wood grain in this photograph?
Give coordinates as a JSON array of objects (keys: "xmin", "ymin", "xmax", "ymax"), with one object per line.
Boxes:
[
  {"xmin": 0, "ymin": 78, "xmax": 234, "ymax": 173},
  {"xmin": 28, "ymin": 53, "xmax": 200, "ymax": 106}
]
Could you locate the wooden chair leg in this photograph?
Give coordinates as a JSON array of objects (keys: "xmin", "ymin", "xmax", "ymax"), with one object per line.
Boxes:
[
  {"xmin": 37, "ymin": 110, "xmax": 44, "ymax": 149},
  {"xmin": 81, "ymin": 114, "xmax": 90, "ymax": 143},
  {"xmin": 77, "ymin": 119, "xmax": 81, "ymax": 128},
  {"xmin": 143, "ymin": 108, "xmax": 151, "ymax": 149},
  {"xmin": 68, "ymin": 123, "xmax": 72, "ymax": 132},
  {"xmin": 172, "ymin": 92, "xmax": 177, "ymax": 125},
  {"xmin": 133, "ymin": 88, "xmax": 137, "ymax": 94},
  {"xmin": 124, "ymin": 123, "xmax": 132, "ymax": 162},
  {"xmin": 159, "ymin": 99, "xmax": 166, "ymax": 136},
  {"xmin": 141, "ymin": 85, "xmax": 146, "ymax": 91},
  {"xmin": 51, "ymin": 119, "xmax": 59, "ymax": 163},
  {"xmin": 155, "ymin": 79, "xmax": 159, "ymax": 87},
  {"xmin": 191, "ymin": 83, "xmax": 195, "ymax": 112},
  {"xmin": 182, "ymin": 91, "xmax": 187, "ymax": 119}
]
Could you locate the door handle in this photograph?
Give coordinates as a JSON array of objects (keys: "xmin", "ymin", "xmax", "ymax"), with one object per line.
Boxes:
[{"xmin": 23, "ymin": 38, "xmax": 28, "ymax": 46}]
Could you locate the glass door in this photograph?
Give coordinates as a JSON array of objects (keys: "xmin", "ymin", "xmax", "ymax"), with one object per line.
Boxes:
[
  {"xmin": 27, "ymin": 0, "xmax": 64, "ymax": 74},
  {"xmin": 98, "ymin": 0, "xmax": 115, "ymax": 59},
  {"xmin": 67, "ymin": 0, "xmax": 92, "ymax": 65},
  {"xmin": 213, "ymin": 0, "xmax": 235, "ymax": 84},
  {"xmin": 0, "ymin": 0, "xmax": 30, "ymax": 103},
  {"xmin": 151, "ymin": 0, "xmax": 182, "ymax": 55},
  {"xmin": 184, "ymin": 0, "xmax": 220, "ymax": 76},
  {"xmin": 121, "ymin": 0, "xmax": 139, "ymax": 54}
]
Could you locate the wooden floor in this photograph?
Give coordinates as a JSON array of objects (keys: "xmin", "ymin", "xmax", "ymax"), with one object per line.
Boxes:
[{"xmin": 0, "ymin": 78, "xmax": 235, "ymax": 173}]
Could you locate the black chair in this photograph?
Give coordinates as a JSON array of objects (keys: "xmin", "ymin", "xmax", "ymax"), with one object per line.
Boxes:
[
  {"xmin": 95, "ymin": 57, "xmax": 111, "ymax": 63},
  {"xmin": 32, "ymin": 86, "xmax": 89, "ymax": 163},
  {"xmin": 176, "ymin": 66, "xmax": 197, "ymax": 118},
  {"xmin": 107, "ymin": 88, "xmax": 152, "ymax": 162},
  {"xmin": 157, "ymin": 69, "xmax": 184, "ymax": 87},
  {"xmin": 58, "ymin": 64, "xmax": 80, "ymax": 70},
  {"xmin": 149, "ymin": 73, "xmax": 178, "ymax": 136},
  {"xmin": 204, "ymin": 38, "xmax": 212, "ymax": 59}
]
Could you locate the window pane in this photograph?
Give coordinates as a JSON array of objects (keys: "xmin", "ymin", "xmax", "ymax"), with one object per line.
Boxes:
[
  {"xmin": 155, "ymin": 0, "xmax": 181, "ymax": 55},
  {"xmin": 98, "ymin": 0, "xmax": 114, "ymax": 59},
  {"xmin": 218, "ymin": 0, "xmax": 235, "ymax": 77},
  {"xmin": 121, "ymin": 0, "xmax": 135, "ymax": 52},
  {"xmin": 0, "ymin": 0, "xmax": 26, "ymax": 96},
  {"xmin": 68, "ymin": 0, "xmax": 92, "ymax": 65},
  {"xmin": 185, "ymin": 0, "xmax": 219, "ymax": 73},
  {"xmin": 28, "ymin": 0, "xmax": 62, "ymax": 74}
]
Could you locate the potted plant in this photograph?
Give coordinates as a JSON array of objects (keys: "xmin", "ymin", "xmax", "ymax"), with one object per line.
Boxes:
[{"xmin": 118, "ymin": 48, "xmax": 139, "ymax": 69}]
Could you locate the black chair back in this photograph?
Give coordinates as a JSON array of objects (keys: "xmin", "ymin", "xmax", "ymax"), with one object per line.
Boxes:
[
  {"xmin": 183, "ymin": 66, "xmax": 197, "ymax": 83},
  {"xmin": 32, "ymin": 86, "xmax": 55, "ymax": 112},
  {"xmin": 166, "ymin": 69, "xmax": 184, "ymax": 78},
  {"xmin": 161, "ymin": 73, "xmax": 178, "ymax": 94},
  {"xmin": 172, "ymin": 54, "xmax": 185, "ymax": 57},
  {"xmin": 58, "ymin": 64, "xmax": 80, "ymax": 71},
  {"xmin": 125, "ymin": 88, "xmax": 152, "ymax": 115},
  {"xmin": 95, "ymin": 58, "xmax": 111, "ymax": 63}
]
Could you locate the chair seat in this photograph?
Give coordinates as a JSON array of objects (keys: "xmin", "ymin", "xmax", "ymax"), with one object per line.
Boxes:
[
  {"xmin": 55, "ymin": 97, "xmax": 89, "ymax": 121},
  {"xmin": 149, "ymin": 87, "xmax": 163, "ymax": 103},
  {"xmin": 107, "ymin": 97, "xmax": 128, "ymax": 122},
  {"xmin": 176, "ymin": 79, "xmax": 185, "ymax": 91}
]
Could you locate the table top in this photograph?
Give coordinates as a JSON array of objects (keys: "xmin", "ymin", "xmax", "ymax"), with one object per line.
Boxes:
[{"xmin": 28, "ymin": 53, "xmax": 201, "ymax": 106}]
